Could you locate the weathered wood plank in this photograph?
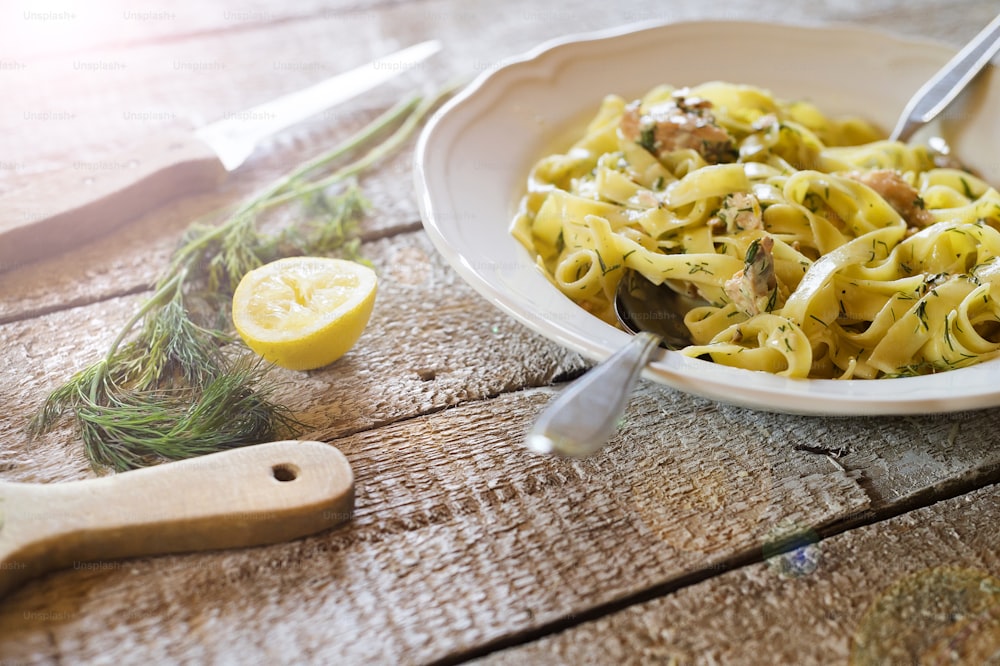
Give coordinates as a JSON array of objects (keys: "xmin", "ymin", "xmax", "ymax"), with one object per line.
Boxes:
[
  {"xmin": 0, "ymin": 229, "xmax": 587, "ymax": 482},
  {"xmin": 0, "ymin": 384, "xmax": 873, "ymax": 665},
  {"xmin": 4, "ymin": 207, "xmax": 1000, "ymax": 665},
  {"xmin": 2, "ymin": 0, "xmax": 991, "ymax": 65},
  {"xmin": 3, "ymin": 0, "xmax": 992, "ymax": 174},
  {"xmin": 0, "ymin": 3, "xmax": 452, "ymax": 282},
  {"xmin": 3, "ymin": 0, "xmax": 995, "ymax": 285},
  {"xmin": 726, "ymin": 406, "xmax": 1000, "ymax": 512},
  {"xmin": 4, "ymin": 0, "xmax": 1000, "ymax": 664},
  {"xmin": 6, "ymin": 364, "xmax": 998, "ymax": 663},
  {"xmin": 0, "ymin": 127, "xmax": 423, "ymax": 322},
  {"xmin": 5, "ymin": 234, "xmax": 1000, "ymax": 662},
  {"xmin": 475, "ymin": 482, "xmax": 1000, "ymax": 665},
  {"xmin": 1, "ymin": 0, "xmax": 411, "ymax": 58}
]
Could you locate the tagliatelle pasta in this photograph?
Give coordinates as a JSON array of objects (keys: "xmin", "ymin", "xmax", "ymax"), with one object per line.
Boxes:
[{"xmin": 511, "ymin": 82, "xmax": 1000, "ymax": 379}]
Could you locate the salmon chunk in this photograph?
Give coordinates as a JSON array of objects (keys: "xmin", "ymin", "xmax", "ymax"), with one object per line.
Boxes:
[
  {"xmin": 725, "ymin": 236, "xmax": 778, "ymax": 316},
  {"xmin": 848, "ymin": 169, "xmax": 934, "ymax": 228},
  {"xmin": 620, "ymin": 92, "xmax": 736, "ymax": 164}
]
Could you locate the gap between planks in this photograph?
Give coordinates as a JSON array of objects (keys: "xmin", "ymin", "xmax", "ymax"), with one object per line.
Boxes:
[
  {"xmin": 0, "ymin": 219, "xmax": 424, "ymax": 326},
  {"xmin": 429, "ymin": 455, "xmax": 1000, "ymax": 665},
  {"xmin": 14, "ymin": 0, "xmax": 420, "ymax": 63}
]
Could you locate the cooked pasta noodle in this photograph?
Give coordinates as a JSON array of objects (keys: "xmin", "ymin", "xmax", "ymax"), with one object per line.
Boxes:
[{"xmin": 511, "ymin": 82, "xmax": 1000, "ymax": 379}]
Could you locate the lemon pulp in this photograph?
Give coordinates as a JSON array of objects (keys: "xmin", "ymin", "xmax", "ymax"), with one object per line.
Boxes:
[{"xmin": 232, "ymin": 257, "xmax": 377, "ymax": 370}]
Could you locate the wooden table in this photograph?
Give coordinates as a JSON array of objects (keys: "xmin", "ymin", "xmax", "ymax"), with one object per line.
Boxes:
[{"xmin": 2, "ymin": 1, "xmax": 1000, "ymax": 663}]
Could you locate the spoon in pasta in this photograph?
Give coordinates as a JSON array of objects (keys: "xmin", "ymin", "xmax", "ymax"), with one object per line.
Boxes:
[
  {"xmin": 524, "ymin": 272, "xmax": 704, "ymax": 457},
  {"xmin": 613, "ymin": 270, "xmax": 705, "ymax": 346},
  {"xmin": 525, "ymin": 13, "xmax": 1000, "ymax": 458}
]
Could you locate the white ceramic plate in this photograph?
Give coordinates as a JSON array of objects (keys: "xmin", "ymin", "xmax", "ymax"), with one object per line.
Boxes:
[{"xmin": 414, "ymin": 20, "xmax": 1000, "ymax": 416}]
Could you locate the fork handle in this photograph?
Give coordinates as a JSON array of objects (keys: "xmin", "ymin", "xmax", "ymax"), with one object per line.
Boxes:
[
  {"xmin": 525, "ymin": 332, "xmax": 661, "ymax": 457},
  {"xmin": 891, "ymin": 12, "xmax": 1000, "ymax": 141}
]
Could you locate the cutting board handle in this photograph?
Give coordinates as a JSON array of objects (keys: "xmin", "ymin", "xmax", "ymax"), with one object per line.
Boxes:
[
  {"xmin": 0, "ymin": 440, "xmax": 354, "ymax": 598},
  {"xmin": 0, "ymin": 126, "xmax": 224, "ymax": 272}
]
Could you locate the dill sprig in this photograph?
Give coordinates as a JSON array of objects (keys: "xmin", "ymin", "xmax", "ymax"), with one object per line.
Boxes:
[{"xmin": 29, "ymin": 86, "xmax": 453, "ymax": 471}]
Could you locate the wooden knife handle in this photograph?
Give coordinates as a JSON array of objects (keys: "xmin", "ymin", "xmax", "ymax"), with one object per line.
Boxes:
[
  {"xmin": 0, "ymin": 440, "xmax": 354, "ymax": 597},
  {"xmin": 0, "ymin": 126, "xmax": 226, "ymax": 272}
]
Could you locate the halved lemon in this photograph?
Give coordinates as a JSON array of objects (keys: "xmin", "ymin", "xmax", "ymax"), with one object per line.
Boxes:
[{"xmin": 232, "ymin": 256, "xmax": 377, "ymax": 371}]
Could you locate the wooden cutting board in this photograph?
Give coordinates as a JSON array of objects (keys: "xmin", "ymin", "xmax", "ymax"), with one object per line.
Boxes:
[
  {"xmin": 0, "ymin": 128, "xmax": 224, "ymax": 273},
  {"xmin": 0, "ymin": 440, "xmax": 354, "ymax": 597}
]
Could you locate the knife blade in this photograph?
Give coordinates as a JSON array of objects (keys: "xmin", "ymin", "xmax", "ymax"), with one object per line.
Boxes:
[{"xmin": 0, "ymin": 40, "xmax": 441, "ymax": 272}]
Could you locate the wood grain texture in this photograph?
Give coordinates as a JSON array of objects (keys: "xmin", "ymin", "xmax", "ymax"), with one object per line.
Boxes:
[
  {"xmin": 0, "ymin": 230, "xmax": 589, "ymax": 483},
  {"xmin": 4, "ymin": 268, "xmax": 1000, "ymax": 663},
  {"xmin": 476, "ymin": 482, "xmax": 1000, "ymax": 665},
  {"xmin": 2, "ymin": 0, "xmax": 994, "ymax": 275},
  {"xmin": 0, "ymin": 0, "xmax": 413, "ymax": 59},
  {"xmin": 0, "ymin": 115, "xmax": 423, "ymax": 321},
  {"xmin": 0, "ymin": 440, "xmax": 354, "ymax": 599},
  {"xmin": 0, "ymin": 385, "xmax": 873, "ymax": 664},
  {"xmin": 3, "ymin": 0, "xmax": 1000, "ymax": 664}
]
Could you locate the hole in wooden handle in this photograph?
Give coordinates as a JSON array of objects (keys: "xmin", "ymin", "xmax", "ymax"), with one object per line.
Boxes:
[{"xmin": 271, "ymin": 463, "xmax": 299, "ymax": 482}]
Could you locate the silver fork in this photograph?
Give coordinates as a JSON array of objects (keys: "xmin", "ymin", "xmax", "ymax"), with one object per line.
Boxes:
[{"xmin": 890, "ymin": 12, "xmax": 1000, "ymax": 142}]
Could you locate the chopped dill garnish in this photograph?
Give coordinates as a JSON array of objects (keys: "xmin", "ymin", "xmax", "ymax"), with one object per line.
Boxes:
[
  {"xmin": 686, "ymin": 261, "xmax": 712, "ymax": 275},
  {"xmin": 638, "ymin": 125, "xmax": 657, "ymax": 153}
]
